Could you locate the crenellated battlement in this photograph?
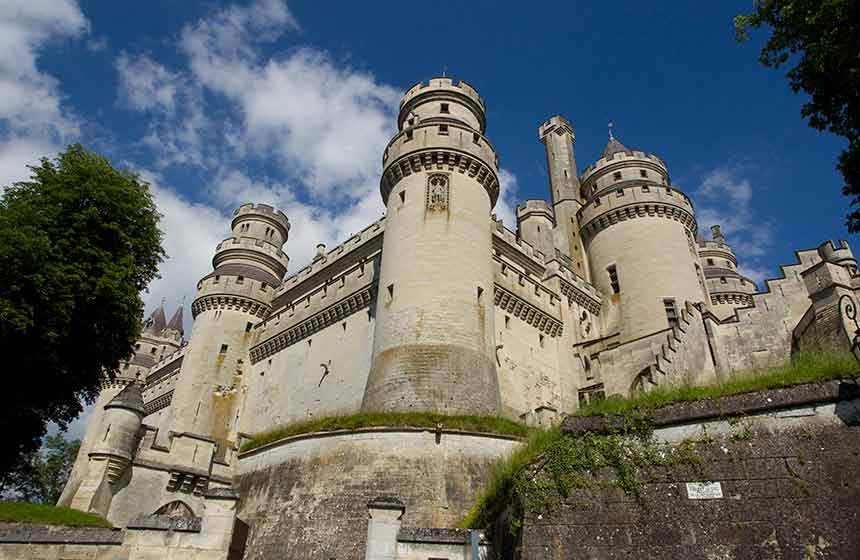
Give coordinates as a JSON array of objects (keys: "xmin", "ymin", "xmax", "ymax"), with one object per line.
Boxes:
[
  {"xmin": 539, "ymin": 115, "xmax": 574, "ymax": 141},
  {"xmin": 817, "ymin": 239, "xmax": 857, "ymax": 270},
  {"xmin": 274, "ymin": 218, "xmax": 385, "ymax": 303},
  {"xmin": 192, "ymin": 273, "xmax": 274, "ymax": 319},
  {"xmin": 581, "ymin": 149, "xmax": 667, "ymax": 178},
  {"xmin": 577, "ymin": 184, "xmax": 696, "ymax": 240},
  {"xmin": 400, "ymin": 77, "xmax": 485, "ymax": 111},
  {"xmin": 516, "ymin": 199, "xmax": 554, "ymax": 222},
  {"xmin": 212, "ymin": 236, "xmax": 290, "ymax": 273},
  {"xmin": 232, "ymin": 203, "xmax": 290, "ymax": 237}
]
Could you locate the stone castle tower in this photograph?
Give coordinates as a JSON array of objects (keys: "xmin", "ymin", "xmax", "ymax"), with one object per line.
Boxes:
[{"xmin": 59, "ymin": 75, "xmax": 860, "ymax": 559}]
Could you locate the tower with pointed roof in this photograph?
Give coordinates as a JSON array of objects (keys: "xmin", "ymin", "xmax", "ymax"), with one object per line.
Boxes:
[{"xmin": 577, "ymin": 129, "xmax": 708, "ymax": 341}]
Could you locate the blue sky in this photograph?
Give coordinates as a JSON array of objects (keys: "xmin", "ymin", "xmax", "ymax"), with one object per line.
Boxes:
[{"xmin": 1, "ymin": 0, "xmax": 854, "ymax": 344}]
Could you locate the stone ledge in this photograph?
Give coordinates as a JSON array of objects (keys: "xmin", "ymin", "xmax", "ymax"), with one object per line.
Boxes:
[
  {"xmin": 0, "ymin": 523, "xmax": 123, "ymax": 544},
  {"xmin": 563, "ymin": 378, "xmax": 860, "ymax": 435},
  {"xmin": 126, "ymin": 515, "xmax": 201, "ymax": 533},
  {"xmin": 397, "ymin": 527, "xmax": 486, "ymax": 544}
]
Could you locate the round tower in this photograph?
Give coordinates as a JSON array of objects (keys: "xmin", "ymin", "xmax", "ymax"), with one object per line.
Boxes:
[
  {"xmin": 817, "ymin": 239, "xmax": 858, "ymax": 274},
  {"xmin": 579, "ymin": 134, "xmax": 707, "ymax": 341},
  {"xmin": 698, "ymin": 225, "xmax": 757, "ymax": 319},
  {"xmin": 168, "ymin": 203, "xmax": 289, "ymax": 445},
  {"xmin": 363, "ymin": 77, "xmax": 502, "ymax": 415}
]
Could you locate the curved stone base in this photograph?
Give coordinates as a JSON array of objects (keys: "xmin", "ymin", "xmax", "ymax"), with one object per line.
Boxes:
[
  {"xmin": 362, "ymin": 344, "xmax": 502, "ymax": 415},
  {"xmin": 236, "ymin": 428, "xmax": 519, "ymax": 559}
]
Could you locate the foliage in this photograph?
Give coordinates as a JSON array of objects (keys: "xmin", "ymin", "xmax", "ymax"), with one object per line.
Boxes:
[
  {"xmin": 460, "ymin": 351, "xmax": 855, "ymax": 530},
  {"xmin": 577, "ymin": 351, "xmax": 857, "ymax": 416},
  {"xmin": 734, "ymin": 0, "xmax": 860, "ymax": 231},
  {"xmin": 0, "ymin": 145, "xmax": 165, "ymax": 477},
  {"xmin": 240, "ymin": 411, "xmax": 530, "ymax": 452},
  {"xmin": 1, "ymin": 435, "xmax": 80, "ymax": 505},
  {"xmin": 0, "ymin": 501, "xmax": 112, "ymax": 528}
]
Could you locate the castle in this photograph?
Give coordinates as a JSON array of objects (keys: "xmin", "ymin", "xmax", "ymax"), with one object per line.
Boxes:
[{"xmin": 56, "ymin": 77, "xmax": 860, "ymax": 559}]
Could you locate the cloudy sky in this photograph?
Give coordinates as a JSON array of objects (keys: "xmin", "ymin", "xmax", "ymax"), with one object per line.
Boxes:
[{"xmin": 1, "ymin": 0, "xmax": 854, "ymax": 349}]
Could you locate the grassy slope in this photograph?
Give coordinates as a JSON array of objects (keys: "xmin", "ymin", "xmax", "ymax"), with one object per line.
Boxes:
[
  {"xmin": 460, "ymin": 351, "xmax": 858, "ymax": 529},
  {"xmin": 240, "ymin": 411, "xmax": 529, "ymax": 453},
  {"xmin": 578, "ymin": 351, "xmax": 858, "ymax": 416},
  {"xmin": 0, "ymin": 501, "xmax": 112, "ymax": 528}
]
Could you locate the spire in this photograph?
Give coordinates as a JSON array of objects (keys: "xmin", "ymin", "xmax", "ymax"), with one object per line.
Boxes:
[
  {"xmin": 166, "ymin": 304, "xmax": 184, "ymax": 336},
  {"xmin": 105, "ymin": 383, "xmax": 145, "ymax": 414},
  {"xmin": 144, "ymin": 303, "xmax": 167, "ymax": 334},
  {"xmin": 602, "ymin": 122, "xmax": 630, "ymax": 159}
]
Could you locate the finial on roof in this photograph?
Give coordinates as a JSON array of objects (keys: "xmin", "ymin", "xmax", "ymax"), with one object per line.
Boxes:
[
  {"xmin": 166, "ymin": 304, "xmax": 184, "ymax": 336},
  {"xmin": 608, "ymin": 121, "xmax": 614, "ymax": 141}
]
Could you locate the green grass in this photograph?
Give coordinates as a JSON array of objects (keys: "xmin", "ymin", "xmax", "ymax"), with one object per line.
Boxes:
[
  {"xmin": 578, "ymin": 351, "xmax": 858, "ymax": 417},
  {"xmin": 240, "ymin": 411, "xmax": 530, "ymax": 453},
  {"xmin": 459, "ymin": 351, "xmax": 858, "ymax": 530},
  {"xmin": 458, "ymin": 427, "xmax": 563, "ymax": 530},
  {"xmin": 0, "ymin": 501, "xmax": 113, "ymax": 528}
]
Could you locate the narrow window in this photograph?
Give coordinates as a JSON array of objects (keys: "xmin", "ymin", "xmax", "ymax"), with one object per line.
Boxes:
[
  {"xmin": 150, "ymin": 347, "xmax": 157, "ymax": 354},
  {"xmin": 387, "ymin": 284, "xmax": 394, "ymax": 301},
  {"xmin": 439, "ymin": 124, "xmax": 448, "ymax": 135},
  {"xmin": 261, "ymin": 282, "xmax": 268, "ymax": 291},
  {"xmin": 407, "ymin": 118, "xmax": 415, "ymax": 126},
  {"xmin": 405, "ymin": 130, "xmax": 413, "ymax": 141},
  {"xmin": 607, "ymin": 265, "xmax": 620, "ymax": 294},
  {"xmin": 399, "ymin": 190, "xmax": 406, "ymax": 204},
  {"xmin": 664, "ymin": 298, "xmax": 678, "ymax": 328},
  {"xmin": 342, "ymin": 322, "xmax": 347, "ymax": 332},
  {"xmin": 720, "ymin": 277, "xmax": 727, "ymax": 284},
  {"xmin": 505, "ymin": 315, "xmax": 511, "ymax": 329},
  {"xmin": 641, "ymin": 185, "xmax": 650, "ymax": 192},
  {"xmin": 640, "ymin": 169, "xmax": 648, "ymax": 178},
  {"xmin": 706, "ymin": 258, "xmax": 714, "ymax": 266},
  {"xmin": 245, "ymin": 322, "xmax": 252, "ymax": 332},
  {"xmin": 539, "ymin": 334, "xmax": 545, "ymax": 348},
  {"xmin": 613, "ymin": 171, "xmax": 622, "ymax": 180},
  {"xmin": 220, "ymin": 344, "xmax": 228, "ymax": 353},
  {"xmin": 473, "ymin": 133, "xmax": 480, "ymax": 144},
  {"xmin": 236, "ymin": 275, "xmax": 244, "ymax": 284},
  {"xmin": 477, "ymin": 286, "xmax": 484, "ymax": 302},
  {"xmin": 563, "ymin": 169, "xmax": 569, "ymax": 178},
  {"xmin": 213, "ymin": 275, "xmax": 220, "ymax": 283},
  {"xmin": 440, "ymin": 103, "xmax": 449, "ymax": 113},
  {"xmin": 616, "ymin": 188, "xmax": 624, "ymax": 197}
]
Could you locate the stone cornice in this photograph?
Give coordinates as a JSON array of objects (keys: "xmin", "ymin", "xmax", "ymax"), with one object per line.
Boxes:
[
  {"xmin": 558, "ymin": 279, "xmax": 601, "ymax": 315},
  {"xmin": 191, "ymin": 294, "xmax": 271, "ymax": 319},
  {"xmin": 494, "ymin": 284, "xmax": 563, "ymax": 337},
  {"xmin": 144, "ymin": 390, "xmax": 173, "ymax": 416},
  {"xmin": 381, "ymin": 148, "xmax": 499, "ymax": 206},
  {"xmin": 579, "ymin": 199, "xmax": 696, "ymax": 241},
  {"xmin": 250, "ymin": 285, "xmax": 375, "ymax": 364},
  {"xmin": 711, "ymin": 293, "xmax": 754, "ymax": 306}
]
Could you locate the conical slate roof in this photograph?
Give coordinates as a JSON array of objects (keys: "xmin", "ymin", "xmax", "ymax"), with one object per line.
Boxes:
[
  {"xmin": 144, "ymin": 305, "xmax": 167, "ymax": 334},
  {"xmin": 166, "ymin": 306, "xmax": 184, "ymax": 336},
  {"xmin": 601, "ymin": 135, "xmax": 630, "ymax": 159},
  {"xmin": 105, "ymin": 383, "xmax": 145, "ymax": 414}
]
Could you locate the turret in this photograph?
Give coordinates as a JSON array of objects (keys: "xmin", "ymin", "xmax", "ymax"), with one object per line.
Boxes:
[
  {"xmin": 69, "ymin": 383, "xmax": 144, "ymax": 517},
  {"xmin": 365, "ymin": 77, "xmax": 502, "ymax": 415},
  {"xmin": 517, "ymin": 200, "xmax": 555, "ymax": 259},
  {"xmin": 817, "ymin": 240, "xmax": 858, "ymax": 274},
  {"xmin": 164, "ymin": 203, "xmax": 290, "ymax": 451},
  {"xmin": 698, "ymin": 225, "xmax": 756, "ymax": 319},
  {"xmin": 539, "ymin": 115, "xmax": 589, "ymax": 279},
  {"xmin": 579, "ymin": 131, "xmax": 707, "ymax": 341}
]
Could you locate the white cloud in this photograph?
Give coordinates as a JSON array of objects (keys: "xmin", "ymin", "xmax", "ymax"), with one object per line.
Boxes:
[
  {"xmin": 0, "ymin": 0, "xmax": 87, "ymax": 138},
  {"xmin": 694, "ymin": 165, "xmax": 776, "ymax": 286},
  {"xmin": 495, "ymin": 168, "xmax": 520, "ymax": 229},
  {"xmin": 177, "ymin": 1, "xmax": 399, "ymax": 200},
  {"xmin": 116, "ymin": 53, "xmax": 181, "ymax": 113},
  {"xmin": 0, "ymin": 0, "xmax": 87, "ymax": 192}
]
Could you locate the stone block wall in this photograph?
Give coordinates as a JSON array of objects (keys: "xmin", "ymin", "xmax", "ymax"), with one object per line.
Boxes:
[{"xmin": 498, "ymin": 380, "xmax": 860, "ymax": 559}]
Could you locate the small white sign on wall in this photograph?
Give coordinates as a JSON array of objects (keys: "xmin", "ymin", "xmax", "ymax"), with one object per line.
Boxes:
[{"xmin": 686, "ymin": 481, "xmax": 723, "ymax": 499}]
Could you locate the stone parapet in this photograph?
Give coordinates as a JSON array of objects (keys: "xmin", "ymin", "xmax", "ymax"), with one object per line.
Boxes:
[
  {"xmin": 212, "ymin": 236, "xmax": 289, "ymax": 275},
  {"xmin": 232, "ymin": 203, "xmax": 290, "ymax": 240},
  {"xmin": 578, "ymin": 184, "xmax": 696, "ymax": 241}
]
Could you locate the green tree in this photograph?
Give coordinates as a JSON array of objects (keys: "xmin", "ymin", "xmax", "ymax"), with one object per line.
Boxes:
[
  {"xmin": 1, "ymin": 436, "xmax": 81, "ymax": 505},
  {"xmin": 735, "ymin": 0, "xmax": 860, "ymax": 230},
  {"xmin": 0, "ymin": 145, "xmax": 164, "ymax": 478}
]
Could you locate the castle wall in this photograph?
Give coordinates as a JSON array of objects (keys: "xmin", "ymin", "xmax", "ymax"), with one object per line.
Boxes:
[
  {"xmin": 235, "ymin": 428, "xmax": 519, "ymax": 560},
  {"xmin": 242, "ymin": 307, "xmax": 376, "ymax": 431}
]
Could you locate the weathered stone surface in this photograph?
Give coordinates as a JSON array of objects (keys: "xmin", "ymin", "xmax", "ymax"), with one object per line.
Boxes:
[{"xmin": 126, "ymin": 515, "xmax": 201, "ymax": 532}]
